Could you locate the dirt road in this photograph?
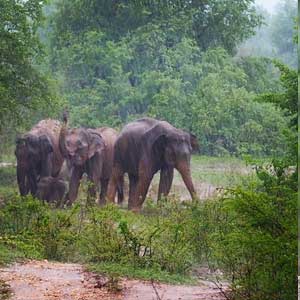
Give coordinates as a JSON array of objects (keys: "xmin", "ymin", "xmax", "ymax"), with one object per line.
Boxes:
[{"xmin": 0, "ymin": 260, "xmax": 225, "ymax": 300}]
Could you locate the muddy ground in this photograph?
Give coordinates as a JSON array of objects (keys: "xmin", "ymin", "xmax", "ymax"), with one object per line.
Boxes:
[{"xmin": 0, "ymin": 260, "xmax": 226, "ymax": 300}]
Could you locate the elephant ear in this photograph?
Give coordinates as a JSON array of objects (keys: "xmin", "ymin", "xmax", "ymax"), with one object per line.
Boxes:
[
  {"xmin": 189, "ymin": 133, "xmax": 199, "ymax": 153},
  {"xmin": 87, "ymin": 130, "xmax": 105, "ymax": 159},
  {"xmin": 39, "ymin": 135, "xmax": 53, "ymax": 154},
  {"xmin": 141, "ymin": 123, "xmax": 168, "ymax": 155},
  {"xmin": 26, "ymin": 134, "xmax": 40, "ymax": 155}
]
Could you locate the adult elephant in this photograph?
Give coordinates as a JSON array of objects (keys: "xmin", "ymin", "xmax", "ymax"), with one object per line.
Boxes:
[
  {"xmin": 15, "ymin": 119, "xmax": 64, "ymax": 196},
  {"xmin": 107, "ymin": 117, "xmax": 199, "ymax": 212},
  {"xmin": 59, "ymin": 115, "xmax": 122, "ymax": 205}
]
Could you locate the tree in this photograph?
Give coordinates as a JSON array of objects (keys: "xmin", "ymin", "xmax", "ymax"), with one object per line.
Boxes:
[
  {"xmin": 0, "ymin": 0, "xmax": 60, "ymax": 132},
  {"xmin": 270, "ymin": 0, "xmax": 297, "ymax": 67},
  {"xmin": 49, "ymin": 0, "xmax": 262, "ymax": 54},
  {"xmin": 237, "ymin": 0, "xmax": 297, "ymax": 69}
]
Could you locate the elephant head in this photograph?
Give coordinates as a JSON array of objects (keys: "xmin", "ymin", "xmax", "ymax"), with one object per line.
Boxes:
[
  {"xmin": 59, "ymin": 126, "xmax": 105, "ymax": 167},
  {"xmin": 15, "ymin": 134, "xmax": 53, "ymax": 195},
  {"xmin": 142, "ymin": 122, "xmax": 198, "ymax": 199}
]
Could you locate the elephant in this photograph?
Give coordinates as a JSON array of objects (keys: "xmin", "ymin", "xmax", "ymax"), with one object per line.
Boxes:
[
  {"xmin": 36, "ymin": 176, "xmax": 67, "ymax": 206},
  {"xmin": 35, "ymin": 161, "xmax": 71, "ymax": 206},
  {"xmin": 107, "ymin": 117, "xmax": 199, "ymax": 212},
  {"xmin": 15, "ymin": 119, "xmax": 64, "ymax": 196},
  {"xmin": 59, "ymin": 115, "xmax": 123, "ymax": 205}
]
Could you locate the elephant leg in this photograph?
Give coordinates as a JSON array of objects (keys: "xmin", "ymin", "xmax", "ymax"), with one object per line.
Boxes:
[
  {"xmin": 65, "ymin": 167, "xmax": 83, "ymax": 205},
  {"xmin": 107, "ymin": 164, "xmax": 124, "ymax": 203},
  {"xmin": 28, "ymin": 170, "xmax": 38, "ymax": 196},
  {"xmin": 128, "ymin": 174, "xmax": 138, "ymax": 210},
  {"xmin": 129, "ymin": 170, "xmax": 153, "ymax": 212},
  {"xmin": 158, "ymin": 166, "xmax": 174, "ymax": 201},
  {"xmin": 99, "ymin": 178, "xmax": 109, "ymax": 205},
  {"xmin": 86, "ymin": 156, "xmax": 101, "ymax": 203},
  {"xmin": 17, "ymin": 165, "xmax": 29, "ymax": 196},
  {"xmin": 176, "ymin": 161, "xmax": 197, "ymax": 200},
  {"xmin": 117, "ymin": 175, "xmax": 124, "ymax": 204}
]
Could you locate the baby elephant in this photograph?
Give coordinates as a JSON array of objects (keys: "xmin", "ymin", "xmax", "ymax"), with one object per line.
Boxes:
[{"xmin": 36, "ymin": 176, "xmax": 67, "ymax": 206}]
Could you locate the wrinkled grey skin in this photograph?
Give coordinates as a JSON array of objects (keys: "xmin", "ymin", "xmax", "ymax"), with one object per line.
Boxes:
[
  {"xmin": 107, "ymin": 117, "xmax": 199, "ymax": 212},
  {"xmin": 59, "ymin": 120, "xmax": 121, "ymax": 205},
  {"xmin": 15, "ymin": 120, "xmax": 64, "ymax": 196}
]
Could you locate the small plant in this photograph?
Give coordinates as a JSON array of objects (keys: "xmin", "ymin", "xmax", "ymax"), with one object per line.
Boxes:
[
  {"xmin": 0, "ymin": 280, "xmax": 11, "ymax": 300},
  {"xmin": 105, "ymin": 274, "xmax": 122, "ymax": 293}
]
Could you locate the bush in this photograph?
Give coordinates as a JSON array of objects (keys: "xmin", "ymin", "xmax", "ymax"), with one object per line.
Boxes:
[
  {"xmin": 0, "ymin": 195, "xmax": 79, "ymax": 263},
  {"xmin": 79, "ymin": 199, "xmax": 195, "ymax": 275},
  {"xmin": 190, "ymin": 163, "xmax": 297, "ymax": 300}
]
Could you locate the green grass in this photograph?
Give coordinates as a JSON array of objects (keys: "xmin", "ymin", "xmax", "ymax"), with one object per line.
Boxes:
[
  {"xmin": 0, "ymin": 166, "xmax": 17, "ymax": 199},
  {"xmin": 190, "ymin": 155, "xmax": 254, "ymax": 187},
  {"xmin": 0, "ymin": 152, "xmax": 16, "ymax": 165},
  {"xmin": 0, "ymin": 243, "xmax": 27, "ymax": 266},
  {"xmin": 0, "ymin": 167, "xmax": 16, "ymax": 187},
  {"xmin": 87, "ymin": 262, "xmax": 197, "ymax": 285}
]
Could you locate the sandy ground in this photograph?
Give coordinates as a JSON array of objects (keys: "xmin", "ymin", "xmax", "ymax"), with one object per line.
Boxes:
[{"xmin": 0, "ymin": 260, "xmax": 226, "ymax": 300}]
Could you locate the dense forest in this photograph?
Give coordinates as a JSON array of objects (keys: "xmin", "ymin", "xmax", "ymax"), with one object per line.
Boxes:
[
  {"xmin": 0, "ymin": 1, "xmax": 297, "ymax": 300},
  {"xmin": 0, "ymin": 0, "xmax": 297, "ymax": 157}
]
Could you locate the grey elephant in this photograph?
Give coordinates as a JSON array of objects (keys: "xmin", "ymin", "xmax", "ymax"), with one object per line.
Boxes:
[
  {"xmin": 36, "ymin": 176, "xmax": 67, "ymax": 206},
  {"xmin": 107, "ymin": 117, "xmax": 199, "ymax": 212},
  {"xmin": 59, "ymin": 114, "xmax": 123, "ymax": 205},
  {"xmin": 35, "ymin": 161, "xmax": 71, "ymax": 206},
  {"xmin": 15, "ymin": 119, "xmax": 64, "ymax": 196}
]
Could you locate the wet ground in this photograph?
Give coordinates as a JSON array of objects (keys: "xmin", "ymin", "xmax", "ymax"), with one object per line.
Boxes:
[{"xmin": 0, "ymin": 260, "xmax": 226, "ymax": 300}]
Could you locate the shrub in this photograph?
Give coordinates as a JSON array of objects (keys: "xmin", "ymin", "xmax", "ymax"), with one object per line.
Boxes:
[
  {"xmin": 0, "ymin": 195, "xmax": 79, "ymax": 263},
  {"xmin": 190, "ymin": 163, "xmax": 297, "ymax": 300}
]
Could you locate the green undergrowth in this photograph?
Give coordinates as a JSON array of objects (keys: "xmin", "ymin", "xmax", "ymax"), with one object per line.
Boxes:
[
  {"xmin": 190, "ymin": 155, "xmax": 255, "ymax": 187},
  {"xmin": 88, "ymin": 262, "xmax": 197, "ymax": 285},
  {"xmin": 0, "ymin": 159, "xmax": 296, "ymax": 299},
  {"xmin": 0, "ymin": 167, "xmax": 17, "ymax": 198}
]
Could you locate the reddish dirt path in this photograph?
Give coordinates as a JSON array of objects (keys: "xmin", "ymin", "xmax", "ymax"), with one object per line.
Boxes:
[
  {"xmin": 0, "ymin": 261, "xmax": 226, "ymax": 300},
  {"xmin": 0, "ymin": 260, "xmax": 120, "ymax": 300}
]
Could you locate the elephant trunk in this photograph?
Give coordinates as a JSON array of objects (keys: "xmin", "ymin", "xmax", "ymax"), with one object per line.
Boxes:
[
  {"xmin": 59, "ymin": 115, "xmax": 69, "ymax": 158},
  {"xmin": 17, "ymin": 164, "xmax": 28, "ymax": 196},
  {"xmin": 176, "ymin": 160, "xmax": 197, "ymax": 200}
]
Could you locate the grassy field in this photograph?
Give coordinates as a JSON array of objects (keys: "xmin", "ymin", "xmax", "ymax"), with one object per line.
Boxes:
[
  {"xmin": 149, "ymin": 155, "xmax": 254, "ymax": 201},
  {"xmin": 0, "ymin": 155, "xmax": 255, "ymax": 201}
]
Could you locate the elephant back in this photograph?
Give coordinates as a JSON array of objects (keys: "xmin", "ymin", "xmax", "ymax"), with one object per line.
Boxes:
[{"xmin": 29, "ymin": 119, "xmax": 64, "ymax": 177}]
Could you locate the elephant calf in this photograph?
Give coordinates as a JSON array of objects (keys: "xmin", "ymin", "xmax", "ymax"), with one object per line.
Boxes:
[{"xmin": 36, "ymin": 176, "xmax": 67, "ymax": 206}]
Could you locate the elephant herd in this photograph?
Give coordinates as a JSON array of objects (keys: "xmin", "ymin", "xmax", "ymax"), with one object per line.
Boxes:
[{"xmin": 15, "ymin": 114, "xmax": 198, "ymax": 212}]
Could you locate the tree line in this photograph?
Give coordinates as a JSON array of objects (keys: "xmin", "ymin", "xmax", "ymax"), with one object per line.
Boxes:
[{"xmin": 0, "ymin": 0, "xmax": 297, "ymax": 158}]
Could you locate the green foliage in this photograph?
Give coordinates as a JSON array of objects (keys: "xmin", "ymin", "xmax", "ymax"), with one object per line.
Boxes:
[
  {"xmin": 0, "ymin": 195, "xmax": 79, "ymax": 263},
  {"xmin": 50, "ymin": 0, "xmax": 261, "ymax": 53},
  {"xmin": 238, "ymin": 0, "xmax": 297, "ymax": 69},
  {"xmin": 49, "ymin": 20, "xmax": 289, "ymax": 156},
  {"xmin": 0, "ymin": 0, "xmax": 62, "ymax": 132},
  {"xmin": 190, "ymin": 164, "xmax": 297, "ymax": 300},
  {"xmin": 270, "ymin": 0, "xmax": 297, "ymax": 67},
  {"xmin": 255, "ymin": 62, "xmax": 297, "ymax": 164},
  {"xmin": 88, "ymin": 262, "xmax": 196, "ymax": 285},
  {"xmin": 80, "ymin": 201, "xmax": 195, "ymax": 275},
  {"xmin": 190, "ymin": 60, "xmax": 298, "ymax": 300}
]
